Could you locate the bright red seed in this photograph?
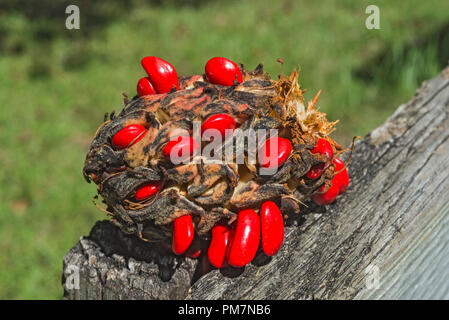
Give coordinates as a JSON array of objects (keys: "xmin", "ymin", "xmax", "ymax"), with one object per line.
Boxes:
[
  {"xmin": 141, "ymin": 56, "xmax": 179, "ymax": 93},
  {"xmin": 260, "ymin": 201, "xmax": 284, "ymax": 256},
  {"xmin": 311, "ymin": 157, "xmax": 349, "ymax": 205},
  {"xmin": 137, "ymin": 77, "xmax": 157, "ymax": 96},
  {"xmin": 112, "ymin": 124, "xmax": 147, "ymax": 150},
  {"xmin": 311, "ymin": 182, "xmax": 340, "ymax": 206},
  {"xmin": 205, "ymin": 57, "xmax": 243, "ymax": 86},
  {"xmin": 162, "ymin": 136, "xmax": 200, "ymax": 163},
  {"xmin": 201, "ymin": 113, "xmax": 236, "ymax": 139},
  {"xmin": 306, "ymin": 138, "xmax": 334, "ymax": 179},
  {"xmin": 333, "ymin": 157, "xmax": 349, "ymax": 193},
  {"xmin": 305, "ymin": 163, "xmax": 325, "ymax": 179},
  {"xmin": 226, "ymin": 209, "xmax": 260, "ymax": 268},
  {"xmin": 259, "ymin": 137, "xmax": 292, "ymax": 169},
  {"xmin": 185, "ymin": 236, "xmax": 202, "ymax": 259},
  {"xmin": 312, "ymin": 138, "xmax": 333, "ymax": 160},
  {"xmin": 135, "ymin": 183, "xmax": 160, "ymax": 201},
  {"xmin": 208, "ymin": 224, "xmax": 231, "ymax": 268},
  {"xmin": 172, "ymin": 215, "xmax": 194, "ymax": 255}
]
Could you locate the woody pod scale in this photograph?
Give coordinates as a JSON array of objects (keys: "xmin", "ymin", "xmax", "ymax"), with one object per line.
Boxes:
[{"xmin": 82, "ymin": 56, "xmax": 350, "ymax": 268}]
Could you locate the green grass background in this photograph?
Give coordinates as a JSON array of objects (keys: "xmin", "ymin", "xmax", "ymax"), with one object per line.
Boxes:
[{"xmin": 0, "ymin": 0, "xmax": 448, "ymax": 299}]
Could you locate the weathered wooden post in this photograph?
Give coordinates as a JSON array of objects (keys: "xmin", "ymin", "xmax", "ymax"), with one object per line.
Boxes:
[{"xmin": 63, "ymin": 66, "xmax": 449, "ymax": 300}]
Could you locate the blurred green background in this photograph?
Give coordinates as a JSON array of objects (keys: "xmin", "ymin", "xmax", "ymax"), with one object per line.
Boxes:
[{"xmin": 0, "ymin": 0, "xmax": 448, "ymax": 299}]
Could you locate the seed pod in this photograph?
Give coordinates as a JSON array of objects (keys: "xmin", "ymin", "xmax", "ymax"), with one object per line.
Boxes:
[
  {"xmin": 83, "ymin": 63, "xmax": 346, "ymax": 261},
  {"xmin": 226, "ymin": 209, "xmax": 260, "ymax": 267},
  {"xmin": 112, "ymin": 124, "xmax": 147, "ymax": 150},
  {"xmin": 141, "ymin": 56, "xmax": 179, "ymax": 93},
  {"xmin": 260, "ymin": 201, "xmax": 284, "ymax": 256},
  {"xmin": 207, "ymin": 224, "xmax": 231, "ymax": 268},
  {"xmin": 172, "ymin": 215, "xmax": 194, "ymax": 255},
  {"xmin": 135, "ymin": 183, "xmax": 160, "ymax": 201},
  {"xmin": 137, "ymin": 77, "xmax": 157, "ymax": 96},
  {"xmin": 205, "ymin": 57, "xmax": 243, "ymax": 86},
  {"xmin": 201, "ymin": 113, "xmax": 236, "ymax": 138},
  {"xmin": 259, "ymin": 137, "xmax": 292, "ymax": 169},
  {"xmin": 306, "ymin": 138, "xmax": 334, "ymax": 179}
]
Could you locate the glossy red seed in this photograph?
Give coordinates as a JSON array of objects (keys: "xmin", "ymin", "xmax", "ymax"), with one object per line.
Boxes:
[
  {"xmin": 137, "ymin": 77, "xmax": 157, "ymax": 96},
  {"xmin": 112, "ymin": 124, "xmax": 147, "ymax": 149},
  {"xmin": 141, "ymin": 56, "xmax": 179, "ymax": 93},
  {"xmin": 135, "ymin": 183, "xmax": 159, "ymax": 201},
  {"xmin": 185, "ymin": 236, "xmax": 202, "ymax": 259},
  {"xmin": 172, "ymin": 215, "xmax": 194, "ymax": 255},
  {"xmin": 311, "ymin": 182, "xmax": 340, "ymax": 205},
  {"xmin": 306, "ymin": 163, "xmax": 325, "ymax": 179},
  {"xmin": 201, "ymin": 113, "xmax": 236, "ymax": 139},
  {"xmin": 208, "ymin": 224, "xmax": 231, "ymax": 268},
  {"xmin": 333, "ymin": 157, "xmax": 349, "ymax": 193},
  {"xmin": 226, "ymin": 209, "xmax": 260, "ymax": 267},
  {"xmin": 312, "ymin": 138, "xmax": 334, "ymax": 160},
  {"xmin": 311, "ymin": 157, "xmax": 349, "ymax": 205},
  {"xmin": 259, "ymin": 137, "xmax": 292, "ymax": 169},
  {"xmin": 260, "ymin": 201, "xmax": 284, "ymax": 256},
  {"xmin": 205, "ymin": 57, "xmax": 243, "ymax": 86},
  {"xmin": 162, "ymin": 136, "xmax": 200, "ymax": 163},
  {"xmin": 306, "ymin": 138, "xmax": 334, "ymax": 179}
]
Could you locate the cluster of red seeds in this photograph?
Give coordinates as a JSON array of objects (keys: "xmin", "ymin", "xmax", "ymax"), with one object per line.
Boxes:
[
  {"xmin": 207, "ymin": 201, "xmax": 284, "ymax": 268},
  {"xmin": 106, "ymin": 56, "xmax": 349, "ymax": 268}
]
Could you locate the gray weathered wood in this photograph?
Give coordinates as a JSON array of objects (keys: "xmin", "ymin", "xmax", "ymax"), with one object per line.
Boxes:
[{"xmin": 63, "ymin": 66, "xmax": 449, "ymax": 300}]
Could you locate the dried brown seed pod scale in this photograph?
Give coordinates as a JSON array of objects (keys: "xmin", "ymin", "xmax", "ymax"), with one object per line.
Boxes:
[{"xmin": 83, "ymin": 62, "xmax": 345, "ymax": 246}]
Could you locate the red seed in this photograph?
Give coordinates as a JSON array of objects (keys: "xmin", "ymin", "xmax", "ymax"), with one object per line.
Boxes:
[
  {"xmin": 112, "ymin": 124, "xmax": 147, "ymax": 149},
  {"xmin": 311, "ymin": 182, "xmax": 340, "ymax": 206},
  {"xmin": 205, "ymin": 57, "xmax": 243, "ymax": 86},
  {"xmin": 90, "ymin": 173, "xmax": 98, "ymax": 184},
  {"xmin": 208, "ymin": 224, "xmax": 231, "ymax": 268},
  {"xmin": 260, "ymin": 201, "xmax": 284, "ymax": 256},
  {"xmin": 201, "ymin": 113, "xmax": 236, "ymax": 139},
  {"xmin": 141, "ymin": 56, "xmax": 179, "ymax": 93},
  {"xmin": 162, "ymin": 136, "xmax": 200, "ymax": 163},
  {"xmin": 186, "ymin": 249, "xmax": 201, "ymax": 259},
  {"xmin": 172, "ymin": 215, "xmax": 194, "ymax": 255},
  {"xmin": 137, "ymin": 77, "xmax": 157, "ymax": 96},
  {"xmin": 259, "ymin": 137, "xmax": 292, "ymax": 169},
  {"xmin": 312, "ymin": 138, "xmax": 334, "ymax": 160},
  {"xmin": 186, "ymin": 248, "xmax": 201, "ymax": 259},
  {"xmin": 185, "ymin": 236, "xmax": 202, "ymax": 259},
  {"xmin": 333, "ymin": 157, "xmax": 349, "ymax": 193},
  {"xmin": 311, "ymin": 157, "xmax": 349, "ymax": 205},
  {"xmin": 305, "ymin": 163, "xmax": 325, "ymax": 179},
  {"xmin": 306, "ymin": 138, "xmax": 334, "ymax": 179},
  {"xmin": 226, "ymin": 209, "xmax": 260, "ymax": 267},
  {"xmin": 135, "ymin": 183, "xmax": 160, "ymax": 201}
]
